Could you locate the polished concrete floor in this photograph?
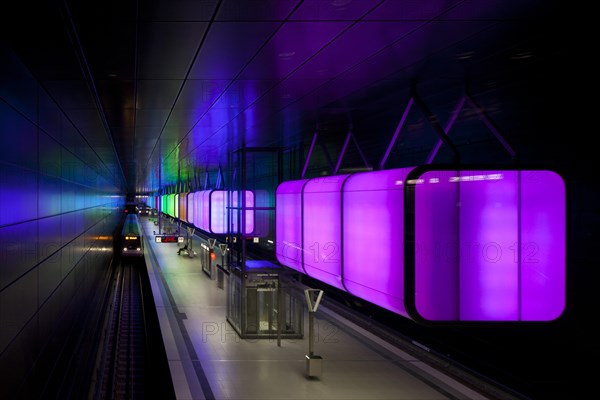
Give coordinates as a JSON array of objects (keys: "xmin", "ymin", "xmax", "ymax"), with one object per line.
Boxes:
[{"xmin": 140, "ymin": 217, "xmax": 488, "ymax": 400}]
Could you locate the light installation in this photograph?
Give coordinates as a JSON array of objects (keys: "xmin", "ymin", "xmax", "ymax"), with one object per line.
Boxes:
[
  {"xmin": 159, "ymin": 190, "xmax": 254, "ymax": 235},
  {"xmin": 276, "ymin": 167, "xmax": 565, "ymax": 323}
]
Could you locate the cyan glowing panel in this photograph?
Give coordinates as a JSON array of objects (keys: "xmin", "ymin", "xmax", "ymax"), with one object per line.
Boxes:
[
  {"xmin": 161, "ymin": 195, "xmax": 167, "ymax": 213},
  {"xmin": 275, "ymin": 180, "xmax": 306, "ymax": 273},
  {"xmin": 343, "ymin": 168, "xmax": 415, "ymax": 317},
  {"xmin": 412, "ymin": 169, "xmax": 566, "ymax": 322},
  {"xmin": 303, "ymin": 175, "xmax": 349, "ymax": 290}
]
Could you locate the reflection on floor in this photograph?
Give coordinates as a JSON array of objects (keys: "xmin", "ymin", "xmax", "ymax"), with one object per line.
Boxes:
[{"xmin": 141, "ymin": 218, "xmax": 488, "ymax": 400}]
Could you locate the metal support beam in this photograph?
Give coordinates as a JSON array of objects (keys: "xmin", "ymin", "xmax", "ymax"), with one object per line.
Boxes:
[
  {"xmin": 410, "ymin": 80, "xmax": 460, "ymax": 164},
  {"xmin": 466, "ymin": 93, "xmax": 519, "ymax": 162},
  {"xmin": 301, "ymin": 132, "xmax": 318, "ymax": 179},
  {"xmin": 334, "ymin": 131, "xmax": 352, "ymax": 174},
  {"xmin": 333, "ymin": 127, "xmax": 372, "ymax": 174},
  {"xmin": 425, "ymin": 96, "xmax": 466, "ymax": 164},
  {"xmin": 379, "ymin": 98, "xmax": 414, "ymax": 170},
  {"xmin": 317, "ymin": 135, "xmax": 335, "ymax": 175},
  {"xmin": 300, "ymin": 130, "xmax": 335, "ymax": 179},
  {"xmin": 215, "ymin": 166, "xmax": 224, "ymax": 189}
]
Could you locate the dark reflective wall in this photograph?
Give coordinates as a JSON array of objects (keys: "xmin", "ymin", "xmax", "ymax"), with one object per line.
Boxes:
[{"xmin": 0, "ymin": 43, "xmax": 124, "ymax": 398}]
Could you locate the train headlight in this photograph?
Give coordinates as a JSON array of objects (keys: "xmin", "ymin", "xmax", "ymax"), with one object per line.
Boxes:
[
  {"xmin": 136, "ymin": 248, "xmax": 141, "ymax": 251},
  {"xmin": 123, "ymin": 248, "xmax": 127, "ymax": 251}
]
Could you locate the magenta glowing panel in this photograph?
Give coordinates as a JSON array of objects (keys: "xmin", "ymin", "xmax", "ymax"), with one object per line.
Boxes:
[
  {"xmin": 412, "ymin": 170, "xmax": 566, "ymax": 322},
  {"xmin": 276, "ymin": 180, "xmax": 307, "ymax": 273},
  {"xmin": 275, "ymin": 167, "xmax": 566, "ymax": 324},
  {"xmin": 192, "ymin": 190, "xmax": 207, "ymax": 231},
  {"xmin": 343, "ymin": 167, "xmax": 415, "ymax": 317},
  {"xmin": 302, "ymin": 175, "xmax": 349, "ymax": 290},
  {"xmin": 187, "ymin": 193, "xmax": 195, "ymax": 225},
  {"xmin": 520, "ymin": 171, "xmax": 566, "ymax": 320},
  {"xmin": 210, "ymin": 190, "xmax": 227, "ymax": 234},
  {"xmin": 201, "ymin": 190, "xmax": 210, "ymax": 231},
  {"xmin": 410, "ymin": 170, "xmax": 459, "ymax": 321}
]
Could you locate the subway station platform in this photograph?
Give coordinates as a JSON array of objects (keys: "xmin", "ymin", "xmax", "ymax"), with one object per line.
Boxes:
[{"xmin": 139, "ymin": 217, "xmax": 492, "ymax": 400}]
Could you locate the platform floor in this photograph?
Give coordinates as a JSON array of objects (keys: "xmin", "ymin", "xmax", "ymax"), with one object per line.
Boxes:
[{"xmin": 140, "ymin": 218, "xmax": 489, "ymax": 400}]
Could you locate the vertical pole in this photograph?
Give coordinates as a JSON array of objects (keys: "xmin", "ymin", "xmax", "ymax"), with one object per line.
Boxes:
[
  {"xmin": 308, "ymin": 311, "xmax": 314, "ymax": 356},
  {"xmin": 277, "ymin": 277, "xmax": 282, "ymax": 347},
  {"xmin": 158, "ymin": 156, "xmax": 162, "ymax": 235},
  {"xmin": 241, "ymin": 148, "xmax": 247, "ymax": 275},
  {"xmin": 177, "ymin": 162, "xmax": 181, "ymax": 235}
]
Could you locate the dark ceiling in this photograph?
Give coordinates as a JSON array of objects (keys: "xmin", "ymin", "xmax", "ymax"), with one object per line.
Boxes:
[{"xmin": 2, "ymin": 0, "xmax": 561, "ymax": 194}]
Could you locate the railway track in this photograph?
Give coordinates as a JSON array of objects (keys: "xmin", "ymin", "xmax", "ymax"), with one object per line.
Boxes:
[{"xmin": 95, "ymin": 262, "xmax": 148, "ymax": 400}]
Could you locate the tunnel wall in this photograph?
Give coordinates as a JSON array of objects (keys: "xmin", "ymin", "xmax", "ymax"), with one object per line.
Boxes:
[{"xmin": 0, "ymin": 43, "xmax": 124, "ymax": 398}]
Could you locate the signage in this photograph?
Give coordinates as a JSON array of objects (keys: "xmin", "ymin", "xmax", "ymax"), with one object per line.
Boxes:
[{"xmin": 155, "ymin": 235, "xmax": 184, "ymax": 243}]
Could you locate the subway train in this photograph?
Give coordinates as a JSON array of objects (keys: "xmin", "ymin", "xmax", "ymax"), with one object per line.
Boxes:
[{"xmin": 121, "ymin": 213, "xmax": 144, "ymax": 257}]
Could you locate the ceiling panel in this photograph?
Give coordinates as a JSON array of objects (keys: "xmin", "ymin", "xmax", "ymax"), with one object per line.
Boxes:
[
  {"xmin": 173, "ymin": 79, "xmax": 229, "ymax": 110},
  {"xmin": 138, "ymin": 22, "xmax": 209, "ymax": 79},
  {"xmin": 439, "ymin": 0, "xmax": 545, "ymax": 20},
  {"xmin": 140, "ymin": 0, "xmax": 219, "ymax": 21},
  {"xmin": 233, "ymin": 78, "xmax": 329, "ymax": 129},
  {"xmin": 136, "ymin": 80, "xmax": 183, "ymax": 109},
  {"xmin": 3, "ymin": 0, "xmax": 559, "ymax": 195},
  {"xmin": 216, "ymin": 0, "xmax": 300, "ymax": 21},
  {"xmin": 210, "ymin": 80, "xmax": 277, "ymax": 110},
  {"xmin": 164, "ymin": 108, "xmax": 207, "ymax": 130},
  {"xmin": 291, "ymin": 0, "xmax": 382, "ymax": 20},
  {"xmin": 339, "ymin": 21, "xmax": 495, "ymax": 81},
  {"xmin": 135, "ymin": 109, "xmax": 171, "ymax": 127},
  {"xmin": 238, "ymin": 21, "xmax": 352, "ymax": 80},
  {"xmin": 364, "ymin": 0, "xmax": 462, "ymax": 21},
  {"xmin": 289, "ymin": 21, "xmax": 421, "ymax": 80},
  {"xmin": 43, "ymin": 80, "xmax": 97, "ymax": 110},
  {"xmin": 188, "ymin": 22, "xmax": 279, "ymax": 80}
]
